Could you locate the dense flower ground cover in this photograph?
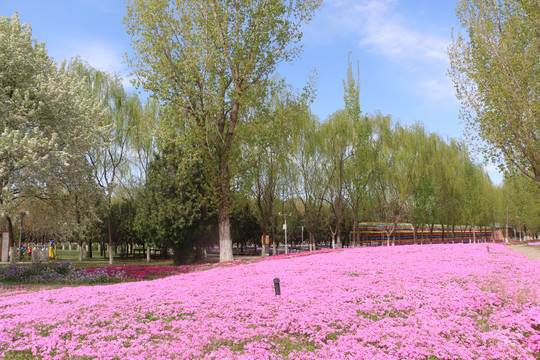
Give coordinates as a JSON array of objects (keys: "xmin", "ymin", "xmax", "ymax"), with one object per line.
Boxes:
[
  {"xmin": 0, "ymin": 244, "xmax": 539, "ymax": 359},
  {"xmin": 84, "ymin": 249, "xmax": 338, "ymax": 281},
  {"xmin": 0, "ymin": 262, "xmax": 126, "ymax": 284}
]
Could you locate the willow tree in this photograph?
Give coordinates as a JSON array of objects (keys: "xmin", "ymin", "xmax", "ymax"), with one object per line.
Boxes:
[
  {"xmin": 67, "ymin": 58, "xmax": 143, "ymax": 264},
  {"xmin": 449, "ymin": 0, "xmax": 540, "ymax": 185},
  {"xmin": 324, "ymin": 55, "xmax": 365, "ymax": 249},
  {"xmin": 240, "ymin": 77, "xmax": 308, "ymax": 255},
  {"xmin": 124, "ymin": 0, "xmax": 321, "ymax": 261},
  {"xmin": 290, "ymin": 112, "xmax": 332, "ymax": 251}
]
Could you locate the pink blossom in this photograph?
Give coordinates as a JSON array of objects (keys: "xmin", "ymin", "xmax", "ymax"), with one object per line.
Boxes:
[{"xmin": 0, "ymin": 244, "xmax": 538, "ymax": 359}]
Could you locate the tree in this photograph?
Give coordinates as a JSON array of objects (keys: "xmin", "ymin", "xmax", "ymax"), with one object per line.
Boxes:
[
  {"xmin": 502, "ymin": 172, "xmax": 540, "ymax": 240},
  {"xmin": 448, "ymin": 0, "xmax": 540, "ymax": 185},
  {"xmin": 135, "ymin": 142, "xmax": 216, "ymax": 265},
  {"xmin": 0, "ymin": 14, "xmax": 105, "ymax": 262},
  {"xmin": 460, "ymin": 158, "xmax": 480, "ymax": 242},
  {"xmin": 124, "ymin": 0, "xmax": 322, "ymax": 262},
  {"xmin": 68, "ymin": 58, "xmax": 143, "ymax": 265},
  {"xmin": 290, "ymin": 113, "xmax": 332, "ymax": 251},
  {"xmin": 372, "ymin": 119, "xmax": 420, "ymax": 246},
  {"xmin": 322, "ymin": 110, "xmax": 351, "ymax": 249},
  {"xmin": 239, "ymin": 77, "xmax": 308, "ymax": 255},
  {"xmin": 323, "ymin": 54, "xmax": 363, "ymax": 249}
]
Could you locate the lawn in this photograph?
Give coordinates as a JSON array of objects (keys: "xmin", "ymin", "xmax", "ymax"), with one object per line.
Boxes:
[{"xmin": 0, "ymin": 243, "xmax": 539, "ymax": 359}]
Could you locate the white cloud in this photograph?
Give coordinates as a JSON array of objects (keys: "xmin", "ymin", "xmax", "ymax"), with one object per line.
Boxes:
[
  {"xmin": 314, "ymin": 0, "xmax": 458, "ymax": 109},
  {"xmin": 418, "ymin": 79, "xmax": 456, "ymax": 103},
  {"xmin": 326, "ymin": 0, "xmax": 448, "ymax": 65},
  {"xmin": 51, "ymin": 41, "xmax": 136, "ymax": 91},
  {"xmin": 69, "ymin": 42, "xmax": 126, "ymax": 75}
]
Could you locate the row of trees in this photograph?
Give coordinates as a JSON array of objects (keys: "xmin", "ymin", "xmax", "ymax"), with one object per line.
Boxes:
[{"xmin": 2, "ymin": 0, "xmax": 540, "ymax": 264}]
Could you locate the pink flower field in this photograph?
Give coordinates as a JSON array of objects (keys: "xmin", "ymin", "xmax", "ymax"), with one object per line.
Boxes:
[{"xmin": 0, "ymin": 243, "xmax": 539, "ymax": 359}]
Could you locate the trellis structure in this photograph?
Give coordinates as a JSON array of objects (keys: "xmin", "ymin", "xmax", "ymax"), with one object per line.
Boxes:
[{"xmin": 350, "ymin": 222, "xmax": 497, "ymax": 246}]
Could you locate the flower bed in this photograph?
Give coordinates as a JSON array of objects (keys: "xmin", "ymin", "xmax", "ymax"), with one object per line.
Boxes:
[
  {"xmin": 84, "ymin": 249, "xmax": 341, "ymax": 281},
  {"xmin": 0, "ymin": 261, "xmax": 126, "ymax": 285},
  {"xmin": 85, "ymin": 265, "xmax": 190, "ymax": 280},
  {"xmin": 528, "ymin": 241, "xmax": 540, "ymax": 246},
  {"xmin": 0, "ymin": 243, "xmax": 538, "ymax": 359}
]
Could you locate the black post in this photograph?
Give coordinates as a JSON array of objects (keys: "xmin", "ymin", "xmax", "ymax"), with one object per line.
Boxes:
[{"xmin": 273, "ymin": 278, "xmax": 281, "ymax": 296}]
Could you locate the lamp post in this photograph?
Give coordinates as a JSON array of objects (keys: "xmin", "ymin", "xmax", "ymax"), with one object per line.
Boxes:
[{"xmin": 18, "ymin": 210, "xmax": 28, "ymax": 262}]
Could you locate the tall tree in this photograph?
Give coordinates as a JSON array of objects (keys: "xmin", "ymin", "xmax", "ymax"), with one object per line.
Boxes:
[
  {"xmin": 0, "ymin": 14, "xmax": 105, "ymax": 262},
  {"xmin": 373, "ymin": 119, "xmax": 420, "ymax": 245},
  {"xmin": 322, "ymin": 110, "xmax": 351, "ymax": 249},
  {"xmin": 124, "ymin": 0, "xmax": 322, "ymax": 262},
  {"xmin": 240, "ymin": 78, "xmax": 306, "ymax": 255},
  {"xmin": 290, "ymin": 113, "xmax": 333, "ymax": 251},
  {"xmin": 324, "ymin": 54, "xmax": 363, "ymax": 249},
  {"xmin": 448, "ymin": 0, "xmax": 540, "ymax": 185},
  {"xmin": 68, "ymin": 58, "xmax": 142, "ymax": 265},
  {"xmin": 503, "ymin": 172, "xmax": 540, "ymax": 240}
]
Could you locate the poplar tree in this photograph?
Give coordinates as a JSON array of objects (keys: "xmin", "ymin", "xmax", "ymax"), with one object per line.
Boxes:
[
  {"xmin": 124, "ymin": 0, "xmax": 321, "ymax": 261},
  {"xmin": 449, "ymin": 0, "xmax": 540, "ymax": 185}
]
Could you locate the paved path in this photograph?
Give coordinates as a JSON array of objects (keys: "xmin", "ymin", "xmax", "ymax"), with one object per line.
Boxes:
[{"xmin": 508, "ymin": 244, "xmax": 540, "ymax": 260}]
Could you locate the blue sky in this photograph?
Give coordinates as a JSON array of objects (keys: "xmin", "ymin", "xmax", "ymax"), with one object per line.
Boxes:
[{"xmin": 0, "ymin": 0, "xmax": 503, "ymax": 184}]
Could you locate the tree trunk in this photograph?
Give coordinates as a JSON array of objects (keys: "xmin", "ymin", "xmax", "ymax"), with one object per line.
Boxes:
[
  {"xmin": 216, "ymin": 152, "xmax": 233, "ymax": 262},
  {"xmin": 441, "ymin": 224, "xmax": 445, "ymax": 244},
  {"xmin": 271, "ymin": 219, "xmax": 277, "ymax": 256},
  {"xmin": 218, "ymin": 210, "xmax": 233, "ymax": 262},
  {"xmin": 6, "ymin": 216, "xmax": 15, "ymax": 264},
  {"xmin": 335, "ymin": 215, "xmax": 342, "ymax": 248},
  {"xmin": 78, "ymin": 238, "xmax": 83, "ymax": 262},
  {"xmin": 352, "ymin": 217, "xmax": 358, "ymax": 247},
  {"xmin": 88, "ymin": 237, "xmax": 93, "ymax": 258},
  {"xmin": 107, "ymin": 209, "xmax": 113, "ymax": 265}
]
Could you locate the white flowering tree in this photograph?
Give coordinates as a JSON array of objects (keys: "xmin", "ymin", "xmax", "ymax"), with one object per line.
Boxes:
[{"xmin": 0, "ymin": 13, "xmax": 106, "ymax": 262}]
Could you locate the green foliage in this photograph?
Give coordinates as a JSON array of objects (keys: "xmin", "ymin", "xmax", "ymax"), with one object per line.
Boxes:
[
  {"xmin": 501, "ymin": 173, "xmax": 540, "ymax": 238},
  {"xmin": 449, "ymin": 0, "xmax": 540, "ymax": 184},
  {"xmin": 67, "ymin": 58, "xmax": 147, "ymax": 264},
  {"xmin": 124, "ymin": 0, "xmax": 322, "ymax": 262},
  {"xmin": 135, "ymin": 142, "xmax": 216, "ymax": 264},
  {"xmin": 239, "ymin": 76, "xmax": 308, "ymax": 249}
]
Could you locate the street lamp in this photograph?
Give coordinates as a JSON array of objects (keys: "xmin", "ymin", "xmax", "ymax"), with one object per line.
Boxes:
[{"xmin": 18, "ymin": 210, "xmax": 28, "ymax": 262}]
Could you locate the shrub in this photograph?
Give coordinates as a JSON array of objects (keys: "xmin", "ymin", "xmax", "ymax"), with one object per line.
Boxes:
[{"xmin": 0, "ymin": 262, "xmax": 126, "ymax": 284}]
